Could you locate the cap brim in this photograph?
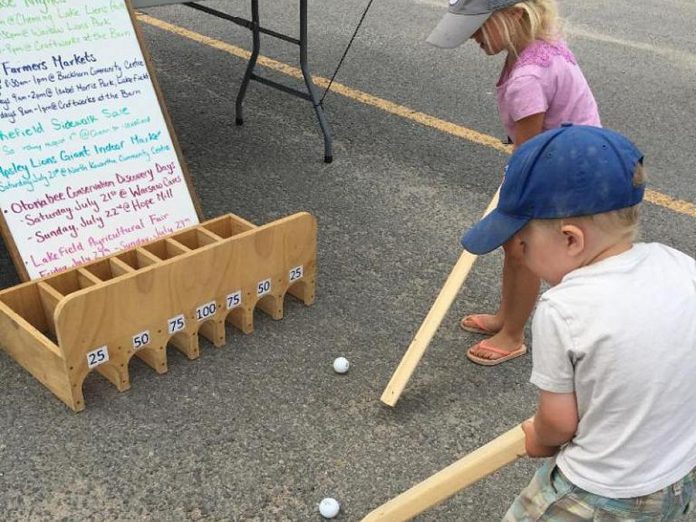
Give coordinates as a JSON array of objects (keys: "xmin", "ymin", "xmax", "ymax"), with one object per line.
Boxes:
[
  {"xmin": 460, "ymin": 209, "xmax": 529, "ymax": 255},
  {"xmin": 426, "ymin": 11, "xmax": 491, "ymax": 49}
]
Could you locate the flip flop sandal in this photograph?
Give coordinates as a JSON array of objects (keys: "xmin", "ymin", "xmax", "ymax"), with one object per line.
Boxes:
[
  {"xmin": 466, "ymin": 340, "xmax": 527, "ymax": 366},
  {"xmin": 459, "ymin": 314, "xmax": 500, "ymax": 335}
]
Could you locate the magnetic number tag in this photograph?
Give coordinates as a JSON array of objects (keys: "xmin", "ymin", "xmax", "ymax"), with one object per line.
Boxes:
[
  {"xmin": 196, "ymin": 301, "xmax": 217, "ymax": 321},
  {"xmin": 257, "ymin": 278, "xmax": 271, "ymax": 297},
  {"xmin": 86, "ymin": 346, "xmax": 109, "ymax": 369},
  {"xmin": 168, "ymin": 314, "xmax": 186, "ymax": 334},
  {"xmin": 289, "ymin": 265, "xmax": 304, "ymax": 282},
  {"xmin": 226, "ymin": 290, "xmax": 242, "ymax": 310},
  {"xmin": 132, "ymin": 330, "xmax": 151, "ymax": 350}
]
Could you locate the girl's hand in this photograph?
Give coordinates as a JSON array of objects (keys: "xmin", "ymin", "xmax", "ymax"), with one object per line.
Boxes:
[{"xmin": 522, "ymin": 419, "xmax": 560, "ymax": 458}]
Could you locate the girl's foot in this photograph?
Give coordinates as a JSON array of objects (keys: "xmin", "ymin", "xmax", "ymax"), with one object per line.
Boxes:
[
  {"xmin": 466, "ymin": 336, "xmax": 527, "ymax": 366},
  {"xmin": 459, "ymin": 314, "xmax": 502, "ymax": 335}
]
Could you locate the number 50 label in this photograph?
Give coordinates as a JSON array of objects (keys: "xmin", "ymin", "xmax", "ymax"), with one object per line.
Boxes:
[
  {"xmin": 257, "ymin": 278, "xmax": 271, "ymax": 297},
  {"xmin": 86, "ymin": 346, "xmax": 109, "ymax": 369},
  {"xmin": 133, "ymin": 330, "xmax": 150, "ymax": 350}
]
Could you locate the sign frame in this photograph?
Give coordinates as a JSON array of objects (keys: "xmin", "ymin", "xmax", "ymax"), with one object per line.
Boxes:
[{"xmin": 0, "ymin": 0, "xmax": 203, "ymax": 281}]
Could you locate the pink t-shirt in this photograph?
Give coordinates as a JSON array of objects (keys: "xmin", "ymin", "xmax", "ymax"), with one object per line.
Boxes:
[{"xmin": 496, "ymin": 39, "xmax": 601, "ymax": 141}]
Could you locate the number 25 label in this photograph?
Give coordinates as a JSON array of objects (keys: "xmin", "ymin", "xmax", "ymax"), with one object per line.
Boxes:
[
  {"xmin": 86, "ymin": 346, "xmax": 109, "ymax": 369},
  {"xmin": 289, "ymin": 265, "xmax": 304, "ymax": 282}
]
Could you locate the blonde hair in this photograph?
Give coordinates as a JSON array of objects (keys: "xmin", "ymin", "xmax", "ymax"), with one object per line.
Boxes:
[
  {"xmin": 536, "ymin": 164, "xmax": 646, "ymax": 242},
  {"xmin": 481, "ymin": 0, "xmax": 562, "ymax": 58}
]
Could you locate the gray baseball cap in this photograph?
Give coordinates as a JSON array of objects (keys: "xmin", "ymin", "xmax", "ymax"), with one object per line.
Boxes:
[{"xmin": 426, "ymin": 0, "xmax": 523, "ymax": 49}]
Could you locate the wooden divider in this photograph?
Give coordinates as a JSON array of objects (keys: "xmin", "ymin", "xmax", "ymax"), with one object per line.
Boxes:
[{"xmin": 0, "ymin": 213, "xmax": 317, "ymax": 412}]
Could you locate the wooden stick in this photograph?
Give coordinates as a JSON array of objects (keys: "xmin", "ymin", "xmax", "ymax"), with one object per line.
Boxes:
[
  {"xmin": 361, "ymin": 422, "xmax": 526, "ymax": 522},
  {"xmin": 380, "ymin": 187, "xmax": 501, "ymax": 406}
]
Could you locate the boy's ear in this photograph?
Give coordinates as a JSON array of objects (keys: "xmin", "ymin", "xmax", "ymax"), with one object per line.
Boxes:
[{"xmin": 560, "ymin": 224, "xmax": 585, "ymax": 256}]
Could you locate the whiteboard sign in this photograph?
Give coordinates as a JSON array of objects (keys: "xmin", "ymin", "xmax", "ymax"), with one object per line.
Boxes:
[{"xmin": 0, "ymin": 0, "xmax": 200, "ymax": 279}]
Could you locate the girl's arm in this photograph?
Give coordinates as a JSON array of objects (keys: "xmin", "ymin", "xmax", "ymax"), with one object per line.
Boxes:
[{"xmin": 513, "ymin": 112, "xmax": 545, "ymax": 149}]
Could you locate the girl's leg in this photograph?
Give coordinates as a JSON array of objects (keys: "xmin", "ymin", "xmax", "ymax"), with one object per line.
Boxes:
[{"xmin": 468, "ymin": 241, "xmax": 540, "ymax": 360}]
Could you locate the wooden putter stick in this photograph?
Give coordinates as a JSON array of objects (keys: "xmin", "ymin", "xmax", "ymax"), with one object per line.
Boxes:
[
  {"xmin": 361, "ymin": 422, "xmax": 526, "ymax": 522},
  {"xmin": 380, "ymin": 187, "xmax": 501, "ymax": 407}
]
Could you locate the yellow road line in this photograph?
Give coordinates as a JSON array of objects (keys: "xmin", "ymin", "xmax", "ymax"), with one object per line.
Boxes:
[
  {"xmin": 643, "ymin": 190, "xmax": 696, "ymax": 216},
  {"xmin": 137, "ymin": 13, "xmax": 696, "ymax": 219}
]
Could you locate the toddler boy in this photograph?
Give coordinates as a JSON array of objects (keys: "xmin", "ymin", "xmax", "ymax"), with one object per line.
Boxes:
[{"xmin": 461, "ymin": 124, "xmax": 696, "ymax": 520}]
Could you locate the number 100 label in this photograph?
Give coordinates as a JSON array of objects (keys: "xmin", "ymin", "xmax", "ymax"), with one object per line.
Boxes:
[
  {"xmin": 196, "ymin": 301, "xmax": 217, "ymax": 321},
  {"xmin": 86, "ymin": 346, "xmax": 109, "ymax": 369}
]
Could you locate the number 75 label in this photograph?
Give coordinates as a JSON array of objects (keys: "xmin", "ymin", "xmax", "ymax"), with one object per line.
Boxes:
[{"xmin": 168, "ymin": 314, "xmax": 186, "ymax": 334}]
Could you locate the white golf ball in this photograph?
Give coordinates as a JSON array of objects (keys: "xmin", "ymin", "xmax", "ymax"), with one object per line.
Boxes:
[
  {"xmin": 319, "ymin": 497, "xmax": 340, "ymax": 518},
  {"xmin": 333, "ymin": 357, "xmax": 350, "ymax": 374}
]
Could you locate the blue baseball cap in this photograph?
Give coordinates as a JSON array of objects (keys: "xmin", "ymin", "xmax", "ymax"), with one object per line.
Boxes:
[{"xmin": 461, "ymin": 124, "xmax": 645, "ymax": 255}]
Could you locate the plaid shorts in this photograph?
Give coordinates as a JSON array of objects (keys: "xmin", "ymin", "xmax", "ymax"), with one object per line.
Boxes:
[{"xmin": 503, "ymin": 459, "xmax": 695, "ymax": 521}]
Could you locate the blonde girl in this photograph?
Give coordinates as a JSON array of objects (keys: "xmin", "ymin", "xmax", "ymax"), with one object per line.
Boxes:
[{"xmin": 428, "ymin": 0, "xmax": 601, "ymax": 365}]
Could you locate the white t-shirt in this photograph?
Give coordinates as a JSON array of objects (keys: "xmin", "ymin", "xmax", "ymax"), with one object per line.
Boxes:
[{"xmin": 531, "ymin": 242, "xmax": 696, "ymax": 498}]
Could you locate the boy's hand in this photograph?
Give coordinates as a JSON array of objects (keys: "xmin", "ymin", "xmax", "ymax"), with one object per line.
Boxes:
[{"xmin": 522, "ymin": 419, "xmax": 560, "ymax": 458}]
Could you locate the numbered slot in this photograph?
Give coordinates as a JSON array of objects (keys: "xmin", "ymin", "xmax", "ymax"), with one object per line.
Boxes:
[
  {"xmin": 108, "ymin": 257, "xmax": 134, "ymax": 277},
  {"xmin": 76, "ymin": 268, "xmax": 102, "ymax": 288},
  {"xmin": 0, "ymin": 284, "xmax": 58, "ymax": 342},
  {"xmin": 226, "ymin": 290, "xmax": 242, "ymax": 310},
  {"xmin": 195, "ymin": 228, "xmax": 223, "ymax": 247},
  {"xmin": 117, "ymin": 250, "xmax": 154, "ymax": 270},
  {"xmin": 202, "ymin": 214, "xmax": 256, "ymax": 238},
  {"xmin": 289, "ymin": 265, "xmax": 304, "ymax": 283},
  {"xmin": 171, "ymin": 229, "xmax": 206, "ymax": 250},
  {"xmin": 86, "ymin": 346, "xmax": 109, "ymax": 369},
  {"xmin": 141, "ymin": 239, "xmax": 185, "ymax": 261},
  {"xmin": 82, "ymin": 258, "xmax": 120, "ymax": 282},
  {"xmin": 256, "ymin": 278, "xmax": 272, "ymax": 297},
  {"xmin": 132, "ymin": 330, "xmax": 151, "ymax": 351},
  {"xmin": 44, "ymin": 270, "xmax": 89, "ymax": 296},
  {"xmin": 195, "ymin": 301, "xmax": 218, "ymax": 322}
]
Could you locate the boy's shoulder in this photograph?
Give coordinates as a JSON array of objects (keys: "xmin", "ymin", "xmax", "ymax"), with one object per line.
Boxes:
[
  {"xmin": 533, "ymin": 242, "xmax": 695, "ymax": 361},
  {"xmin": 649, "ymin": 241, "xmax": 696, "ymax": 271},
  {"xmin": 541, "ymin": 243, "xmax": 695, "ymax": 304},
  {"xmin": 568, "ymin": 242, "xmax": 692, "ymax": 278}
]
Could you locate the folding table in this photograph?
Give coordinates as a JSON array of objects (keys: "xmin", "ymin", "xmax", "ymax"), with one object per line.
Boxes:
[{"xmin": 133, "ymin": 0, "xmax": 333, "ymax": 162}]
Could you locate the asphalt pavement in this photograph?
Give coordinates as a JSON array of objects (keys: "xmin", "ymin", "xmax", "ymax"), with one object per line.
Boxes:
[{"xmin": 1, "ymin": 0, "xmax": 695, "ymax": 520}]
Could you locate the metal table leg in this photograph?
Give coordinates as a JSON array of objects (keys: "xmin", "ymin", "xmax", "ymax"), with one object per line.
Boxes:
[
  {"xmin": 235, "ymin": 0, "xmax": 260, "ymax": 127},
  {"xmin": 185, "ymin": 0, "xmax": 333, "ymax": 163},
  {"xmin": 299, "ymin": 0, "xmax": 333, "ymax": 163}
]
